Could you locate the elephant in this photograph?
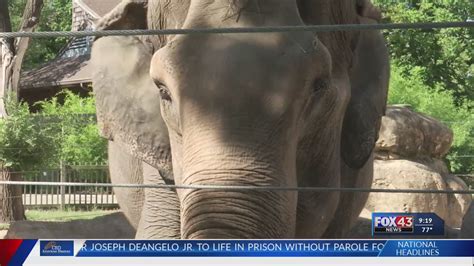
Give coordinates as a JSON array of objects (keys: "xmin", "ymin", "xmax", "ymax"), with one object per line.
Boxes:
[{"xmin": 91, "ymin": 0, "xmax": 389, "ymax": 239}]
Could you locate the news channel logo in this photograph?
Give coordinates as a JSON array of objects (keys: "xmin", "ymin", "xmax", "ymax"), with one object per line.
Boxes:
[
  {"xmin": 371, "ymin": 212, "xmax": 444, "ymax": 236},
  {"xmin": 373, "ymin": 215, "xmax": 414, "ymax": 233},
  {"xmin": 40, "ymin": 241, "xmax": 74, "ymax": 256}
]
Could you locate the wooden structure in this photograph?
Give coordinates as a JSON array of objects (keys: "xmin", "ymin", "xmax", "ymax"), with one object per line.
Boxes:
[{"xmin": 19, "ymin": 0, "xmax": 120, "ymax": 107}]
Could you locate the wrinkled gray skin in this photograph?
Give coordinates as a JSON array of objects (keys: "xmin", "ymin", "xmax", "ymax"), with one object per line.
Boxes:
[
  {"xmin": 460, "ymin": 203, "xmax": 473, "ymax": 238},
  {"xmin": 92, "ymin": 0, "xmax": 389, "ymax": 239}
]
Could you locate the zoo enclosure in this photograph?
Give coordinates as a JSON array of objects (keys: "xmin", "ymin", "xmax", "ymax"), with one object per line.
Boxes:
[{"xmin": 1, "ymin": 21, "xmax": 474, "ymax": 197}]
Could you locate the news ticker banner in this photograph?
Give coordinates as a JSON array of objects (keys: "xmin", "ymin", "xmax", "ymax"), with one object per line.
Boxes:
[{"xmin": 0, "ymin": 239, "xmax": 473, "ymax": 265}]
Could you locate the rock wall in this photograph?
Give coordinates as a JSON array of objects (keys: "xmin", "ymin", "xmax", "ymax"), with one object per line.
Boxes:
[{"xmin": 364, "ymin": 106, "xmax": 472, "ymax": 228}]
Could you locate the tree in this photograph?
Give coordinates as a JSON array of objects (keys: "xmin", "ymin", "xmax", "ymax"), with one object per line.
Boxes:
[
  {"xmin": 9, "ymin": 0, "xmax": 72, "ymax": 70},
  {"xmin": 0, "ymin": 0, "xmax": 44, "ymax": 222},
  {"xmin": 1, "ymin": 0, "xmax": 44, "ymax": 106},
  {"xmin": 37, "ymin": 90, "xmax": 107, "ymax": 166},
  {"xmin": 372, "ymin": 0, "xmax": 474, "ymax": 174},
  {"xmin": 0, "ymin": 98, "xmax": 59, "ymax": 170},
  {"xmin": 0, "ymin": 0, "xmax": 14, "ymax": 118},
  {"xmin": 0, "ymin": 90, "xmax": 107, "ymax": 171},
  {"xmin": 373, "ymin": 0, "xmax": 474, "ymax": 102},
  {"xmin": 388, "ymin": 64, "xmax": 474, "ymax": 174}
]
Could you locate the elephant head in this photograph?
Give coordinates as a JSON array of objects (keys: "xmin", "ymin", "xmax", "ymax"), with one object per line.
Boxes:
[{"xmin": 92, "ymin": 0, "xmax": 388, "ymax": 239}]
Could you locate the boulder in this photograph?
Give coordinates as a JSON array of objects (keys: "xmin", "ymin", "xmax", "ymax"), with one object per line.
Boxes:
[
  {"xmin": 368, "ymin": 106, "xmax": 469, "ymax": 234},
  {"xmin": 422, "ymin": 158, "xmax": 450, "ymax": 176},
  {"xmin": 445, "ymin": 175, "xmax": 472, "ymax": 228},
  {"xmin": 375, "ymin": 106, "xmax": 453, "ymax": 159},
  {"xmin": 366, "ymin": 160, "xmax": 449, "ymax": 221}
]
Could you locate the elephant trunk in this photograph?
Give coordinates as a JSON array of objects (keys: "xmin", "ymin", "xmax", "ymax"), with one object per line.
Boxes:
[
  {"xmin": 180, "ymin": 171, "xmax": 296, "ymax": 239},
  {"xmin": 180, "ymin": 139, "xmax": 298, "ymax": 239}
]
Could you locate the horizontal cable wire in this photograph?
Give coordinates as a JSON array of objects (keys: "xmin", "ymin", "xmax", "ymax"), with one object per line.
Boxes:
[
  {"xmin": 3, "ymin": 170, "xmax": 472, "ymax": 176},
  {"xmin": 4, "ymin": 114, "xmax": 471, "ymax": 125},
  {"xmin": 3, "ymin": 172, "xmax": 472, "ymax": 178},
  {"xmin": 1, "ymin": 181, "xmax": 473, "ymax": 194},
  {"xmin": 442, "ymin": 121, "xmax": 474, "ymax": 124},
  {"xmin": 0, "ymin": 21, "xmax": 473, "ymax": 39}
]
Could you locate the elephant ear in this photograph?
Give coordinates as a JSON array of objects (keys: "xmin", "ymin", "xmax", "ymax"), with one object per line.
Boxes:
[
  {"xmin": 96, "ymin": 0, "xmax": 148, "ymax": 31},
  {"xmin": 356, "ymin": 0, "xmax": 382, "ymax": 22},
  {"xmin": 91, "ymin": 5, "xmax": 171, "ymax": 171},
  {"xmin": 341, "ymin": 18, "xmax": 389, "ymax": 169}
]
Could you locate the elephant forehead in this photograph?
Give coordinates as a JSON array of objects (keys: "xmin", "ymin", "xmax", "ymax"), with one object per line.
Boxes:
[
  {"xmin": 147, "ymin": 0, "xmax": 191, "ymax": 48},
  {"xmin": 156, "ymin": 34, "xmax": 320, "ymax": 95}
]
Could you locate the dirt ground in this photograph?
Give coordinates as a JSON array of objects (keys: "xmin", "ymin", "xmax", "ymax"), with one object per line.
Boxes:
[{"xmin": 5, "ymin": 212, "xmax": 135, "ymax": 239}]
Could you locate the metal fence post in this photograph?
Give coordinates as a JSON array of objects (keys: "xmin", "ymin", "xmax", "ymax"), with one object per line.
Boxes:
[{"xmin": 60, "ymin": 161, "xmax": 66, "ymax": 210}]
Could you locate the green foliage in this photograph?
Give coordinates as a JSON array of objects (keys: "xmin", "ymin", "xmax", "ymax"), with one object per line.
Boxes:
[
  {"xmin": 373, "ymin": 0, "xmax": 474, "ymax": 102},
  {"xmin": 0, "ymin": 96, "xmax": 58, "ymax": 170},
  {"xmin": 0, "ymin": 91, "xmax": 107, "ymax": 169},
  {"xmin": 9, "ymin": 0, "xmax": 72, "ymax": 69},
  {"xmin": 388, "ymin": 63, "xmax": 474, "ymax": 173},
  {"xmin": 372, "ymin": 0, "xmax": 474, "ymax": 173},
  {"xmin": 36, "ymin": 90, "xmax": 107, "ymax": 165}
]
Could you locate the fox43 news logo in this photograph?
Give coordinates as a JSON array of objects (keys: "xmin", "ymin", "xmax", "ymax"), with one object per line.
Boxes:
[{"xmin": 373, "ymin": 214, "xmax": 414, "ymax": 233}]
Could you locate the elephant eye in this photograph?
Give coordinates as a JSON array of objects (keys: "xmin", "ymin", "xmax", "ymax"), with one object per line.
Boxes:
[
  {"xmin": 312, "ymin": 79, "xmax": 329, "ymax": 93},
  {"xmin": 156, "ymin": 83, "xmax": 172, "ymax": 102}
]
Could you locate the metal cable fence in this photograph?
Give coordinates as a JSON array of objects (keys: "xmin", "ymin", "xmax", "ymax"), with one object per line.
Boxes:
[
  {"xmin": 1, "ymin": 180, "xmax": 472, "ymax": 195},
  {"xmin": 0, "ymin": 19, "xmax": 473, "ymax": 202},
  {"xmin": 0, "ymin": 21, "xmax": 472, "ymax": 39}
]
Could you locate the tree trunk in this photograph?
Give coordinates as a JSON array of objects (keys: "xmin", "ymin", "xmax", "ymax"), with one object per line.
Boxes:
[
  {"xmin": 11, "ymin": 0, "xmax": 44, "ymax": 95},
  {"xmin": 1, "ymin": 0, "xmax": 44, "ymax": 104},
  {"xmin": 0, "ymin": 0, "xmax": 14, "ymax": 118},
  {"xmin": 0, "ymin": 0, "xmax": 44, "ymax": 222},
  {"xmin": 0, "ymin": 165, "xmax": 25, "ymax": 222}
]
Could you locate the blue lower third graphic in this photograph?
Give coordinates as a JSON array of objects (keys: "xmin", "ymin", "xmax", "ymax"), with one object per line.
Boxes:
[
  {"xmin": 75, "ymin": 240, "xmax": 474, "ymax": 257},
  {"xmin": 40, "ymin": 241, "xmax": 74, "ymax": 256}
]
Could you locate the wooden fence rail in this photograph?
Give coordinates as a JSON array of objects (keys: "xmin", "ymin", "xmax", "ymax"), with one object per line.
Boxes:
[{"xmin": 21, "ymin": 165, "xmax": 117, "ymax": 209}]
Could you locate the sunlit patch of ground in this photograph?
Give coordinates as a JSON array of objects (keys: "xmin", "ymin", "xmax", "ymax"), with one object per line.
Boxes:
[
  {"xmin": 25, "ymin": 208, "xmax": 115, "ymax": 222},
  {"xmin": 0, "ymin": 209, "xmax": 116, "ymax": 239}
]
